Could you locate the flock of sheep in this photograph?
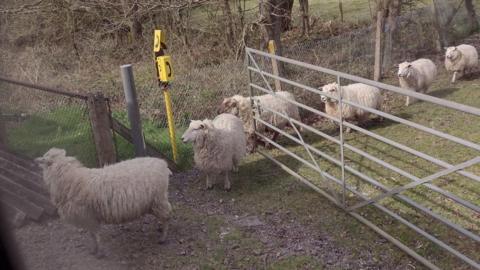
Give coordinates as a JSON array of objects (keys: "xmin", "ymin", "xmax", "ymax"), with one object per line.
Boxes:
[{"xmin": 34, "ymin": 43, "xmax": 478, "ymax": 258}]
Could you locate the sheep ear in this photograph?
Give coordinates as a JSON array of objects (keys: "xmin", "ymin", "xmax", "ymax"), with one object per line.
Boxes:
[{"xmin": 444, "ymin": 47, "xmax": 448, "ymax": 50}]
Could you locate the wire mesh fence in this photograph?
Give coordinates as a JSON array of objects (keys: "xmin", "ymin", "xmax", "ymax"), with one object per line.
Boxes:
[{"xmin": 0, "ymin": 81, "xmax": 97, "ymax": 167}]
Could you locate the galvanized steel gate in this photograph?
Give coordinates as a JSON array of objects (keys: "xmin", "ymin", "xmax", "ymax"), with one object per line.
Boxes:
[{"xmin": 245, "ymin": 47, "xmax": 480, "ymax": 269}]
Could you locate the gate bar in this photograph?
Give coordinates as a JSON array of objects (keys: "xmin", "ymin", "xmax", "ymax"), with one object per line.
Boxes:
[
  {"xmin": 255, "ymin": 132, "xmax": 480, "ymax": 269},
  {"xmin": 248, "ymin": 66, "xmax": 480, "ymax": 152},
  {"xmin": 246, "ymin": 48, "xmax": 480, "ymax": 117},
  {"xmin": 249, "ymin": 80, "xmax": 480, "ymax": 183},
  {"xmin": 251, "ymin": 83, "xmax": 480, "ymax": 213},
  {"xmin": 254, "ymin": 110, "xmax": 480, "ymax": 242}
]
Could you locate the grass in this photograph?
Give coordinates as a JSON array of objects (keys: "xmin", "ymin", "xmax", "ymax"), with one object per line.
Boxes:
[
  {"xmin": 237, "ymin": 72, "xmax": 480, "ymax": 268},
  {"xmin": 6, "ymin": 106, "xmax": 97, "ymax": 167},
  {"xmin": 112, "ymin": 111, "xmax": 193, "ymax": 169}
]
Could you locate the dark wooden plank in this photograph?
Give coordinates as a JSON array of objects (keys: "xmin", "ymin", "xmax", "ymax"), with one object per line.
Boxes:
[
  {"xmin": 0, "ymin": 167, "xmax": 48, "ymax": 196},
  {"xmin": 0, "ymin": 185, "xmax": 43, "ymax": 220},
  {"xmin": 0, "ymin": 156, "xmax": 42, "ymax": 181},
  {"xmin": 0, "ymin": 149, "xmax": 40, "ymax": 172},
  {"xmin": 0, "ymin": 175, "xmax": 55, "ymax": 215},
  {"xmin": 111, "ymin": 118, "xmax": 178, "ymax": 172}
]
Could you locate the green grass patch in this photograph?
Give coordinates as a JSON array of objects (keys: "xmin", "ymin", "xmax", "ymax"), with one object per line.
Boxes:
[
  {"xmin": 6, "ymin": 106, "xmax": 97, "ymax": 167},
  {"xmin": 237, "ymin": 74, "xmax": 480, "ymax": 268},
  {"xmin": 112, "ymin": 111, "xmax": 193, "ymax": 170}
]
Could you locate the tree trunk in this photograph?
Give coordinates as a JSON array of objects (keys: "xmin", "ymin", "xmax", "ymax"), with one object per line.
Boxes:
[
  {"xmin": 222, "ymin": 0, "xmax": 236, "ymax": 49},
  {"xmin": 465, "ymin": 0, "xmax": 479, "ymax": 34},
  {"xmin": 260, "ymin": 0, "xmax": 284, "ymax": 74},
  {"xmin": 299, "ymin": 0, "xmax": 310, "ymax": 36},
  {"xmin": 432, "ymin": 0, "xmax": 450, "ymax": 49},
  {"xmin": 382, "ymin": 0, "xmax": 401, "ymax": 70}
]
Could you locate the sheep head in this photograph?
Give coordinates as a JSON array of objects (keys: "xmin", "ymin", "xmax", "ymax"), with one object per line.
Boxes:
[
  {"xmin": 320, "ymin": 82, "xmax": 339, "ymax": 103},
  {"xmin": 181, "ymin": 119, "xmax": 213, "ymax": 147},
  {"xmin": 35, "ymin": 148, "xmax": 67, "ymax": 169},
  {"xmin": 397, "ymin": 62, "xmax": 413, "ymax": 78},
  {"xmin": 218, "ymin": 96, "xmax": 240, "ymax": 116},
  {"xmin": 445, "ymin": 46, "xmax": 460, "ymax": 61}
]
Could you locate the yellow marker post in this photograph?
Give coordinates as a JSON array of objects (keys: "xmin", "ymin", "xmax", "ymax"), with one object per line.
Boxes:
[
  {"xmin": 267, "ymin": 40, "xmax": 282, "ymax": 91},
  {"xmin": 154, "ymin": 30, "xmax": 178, "ymax": 163}
]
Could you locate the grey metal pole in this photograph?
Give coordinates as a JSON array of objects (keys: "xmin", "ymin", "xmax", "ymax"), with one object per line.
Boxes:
[{"xmin": 120, "ymin": 64, "xmax": 146, "ymax": 157}]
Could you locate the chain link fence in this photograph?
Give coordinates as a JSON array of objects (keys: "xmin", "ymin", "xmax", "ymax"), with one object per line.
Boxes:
[{"xmin": 0, "ymin": 81, "xmax": 97, "ymax": 167}]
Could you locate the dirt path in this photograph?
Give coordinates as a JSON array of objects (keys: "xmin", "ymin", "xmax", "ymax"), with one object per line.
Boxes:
[{"xmin": 12, "ymin": 169, "xmax": 419, "ymax": 269}]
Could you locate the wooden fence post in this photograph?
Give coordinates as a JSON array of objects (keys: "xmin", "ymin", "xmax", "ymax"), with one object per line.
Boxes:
[
  {"xmin": 0, "ymin": 108, "xmax": 6, "ymax": 148},
  {"xmin": 374, "ymin": 11, "xmax": 384, "ymax": 81},
  {"xmin": 268, "ymin": 40, "xmax": 282, "ymax": 92},
  {"xmin": 87, "ymin": 93, "xmax": 116, "ymax": 167}
]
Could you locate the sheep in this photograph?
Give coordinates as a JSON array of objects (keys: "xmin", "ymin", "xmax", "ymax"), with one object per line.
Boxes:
[
  {"xmin": 35, "ymin": 148, "xmax": 172, "ymax": 257},
  {"xmin": 320, "ymin": 82, "xmax": 383, "ymax": 133},
  {"xmin": 181, "ymin": 113, "xmax": 246, "ymax": 191},
  {"xmin": 218, "ymin": 91, "xmax": 301, "ymax": 152},
  {"xmin": 445, "ymin": 44, "xmax": 478, "ymax": 83},
  {"xmin": 397, "ymin": 58, "xmax": 437, "ymax": 106}
]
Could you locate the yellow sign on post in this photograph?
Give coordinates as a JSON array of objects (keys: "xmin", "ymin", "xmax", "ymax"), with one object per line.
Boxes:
[
  {"xmin": 154, "ymin": 29, "xmax": 178, "ymax": 163},
  {"xmin": 156, "ymin": 56, "xmax": 174, "ymax": 82},
  {"xmin": 153, "ymin": 30, "xmax": 165, "ymax": 52}
]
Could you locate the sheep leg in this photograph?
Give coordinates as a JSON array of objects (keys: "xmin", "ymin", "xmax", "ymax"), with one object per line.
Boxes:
[
  {"xmin": 451, "ymin": 71, "xmax": 458, "ymax": 84},
  {"xmin": 206, "ymin": 174, "xmax": 214, "ymax": 190},
  {"xmin": 89, "ymin": 231, "xmax": 104, "ymax": 258},
  {"xmin": 153, "ymin": 199, "xmax": 171, "ymax": 244},
  {"xmin": 224, "ymin": 171, "xmax": 231, "ymax": 191},
  {"xmin": 406, "ymin": 93, "xmax": 417, "ymax": 106}
]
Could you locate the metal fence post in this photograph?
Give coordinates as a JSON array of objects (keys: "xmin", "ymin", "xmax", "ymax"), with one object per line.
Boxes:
[
  {"xmin": 337, "ymin": 76, "xmax": 347, "ymax": 207},
  {"xmin": 87, "ymin": 93, "xmax": 117, "ymax": 167},
  {"xmin": 120, "ymin": 64, "xmax": 146, "ymax": 157}
]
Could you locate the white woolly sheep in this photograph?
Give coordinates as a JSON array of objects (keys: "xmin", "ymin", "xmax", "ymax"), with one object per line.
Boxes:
[
  {"xmin": 218, "ymin": 91, "xmax": 301, "ymax": 151},
  {"xmin": 445, "ymin": 44, "xmax": 478, "ymax": 83},
  {"xmin": 320, "ymin": 82, "xmax": 383, "ymax": 133},
  {"xmin": 35, "ymin": 148, "xmax": 172, "ymax": 257},
  {"xmin": 181, "ymin": 113, "xmax": 246, "ymax": 191},
  {"xmin": 398, "ymin": 58, "xmax": 437, "ymax": 106}
]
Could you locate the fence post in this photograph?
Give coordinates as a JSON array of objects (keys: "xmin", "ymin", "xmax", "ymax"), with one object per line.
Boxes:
[
  {"xmin": 0, "ymin": 108, "xmax": 6, "ymax": 148},
  {"xmin": 120, "ymin": 64, "xmax": 146, "ymax": 157},
  {"xmin": 267, "ymin": 40, "xmax": 282, "ymax": 92},
  {"xmin": 374, "ymin": 11, "xmax": 384, "ymax": 81},
  {"xmin": 87, "ymin": 93, "xmax": 116, "ymax": 167}
]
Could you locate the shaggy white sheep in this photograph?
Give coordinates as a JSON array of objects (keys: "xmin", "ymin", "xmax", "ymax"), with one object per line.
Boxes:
[
  {"xmin": 397, "ymin": 58, "xmax": 437, "ymax": 106},
  {"xmin": 35, "ymin": 148, "xmax": 172, "ymax": 257},
  {"xmin": 320, "ymin": 82, "xmax": 383, "ymax": 133},
  {"xmin": 445, "ymin": 44, "xmax": 478, "ymax": 83},
  {"xmin": 218, "ymin": 91, "xmax": 301, "ymax": 151},
  {"xmin": 181, "ymin": 113, "xmax": 246, "ymax": 191}
]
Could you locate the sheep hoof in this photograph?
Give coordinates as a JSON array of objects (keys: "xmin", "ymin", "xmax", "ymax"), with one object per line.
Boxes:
[
  {"xmin": 224, "ymin": 187, "xmax": 231, "ymax": 192},
  {"xmin": 206, "ymin": 185, "xmax": 214, "ymax": 190}
]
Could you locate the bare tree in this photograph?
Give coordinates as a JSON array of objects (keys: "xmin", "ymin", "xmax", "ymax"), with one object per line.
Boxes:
[
  {"xmin": 259, "ymin": 0, "xmax": 286, "ymax": 73},
  {"xmin": 222, "ymin": 0, "xmax": 236, "ymax": 49},
  {"xmin": 299, "ymin": 0, "xmax": 310, "ymax": 36},
  {"xmin": 465, "ymin": 0, "xmax": 479, "ymax": 34}
]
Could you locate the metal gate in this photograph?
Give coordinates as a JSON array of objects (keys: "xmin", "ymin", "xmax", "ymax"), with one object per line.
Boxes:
[{"xmin": 246, "ymin": 47, "xmax": 480, "ymax": 269}]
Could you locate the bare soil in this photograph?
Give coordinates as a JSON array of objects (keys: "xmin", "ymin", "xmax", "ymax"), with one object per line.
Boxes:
[{"xmin": 11, "ymin": 169, "xmax": 420, "ymax": 270}]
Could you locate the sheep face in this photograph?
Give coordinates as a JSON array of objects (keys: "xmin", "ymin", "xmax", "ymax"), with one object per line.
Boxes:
[
  {"xmin": 445, "ymin": 47, "xmax": 460, "ymax": 61},
  {"xmin": 35, "ymin": 148, "xmax": 66, "ymax": 169},
  {"xmin": 218, "ymin": 97, "xmax": 239, "ymax": 116},
  {"xmin": 398, "ymin": 62, "xmax": 413, "ymax": 78},
  {"xmin": 320, "ymin": 83, "xmax": 339, "ymax": 103},
  {"xmin": 181, "ymin": 120, "xmax": 211, "ymax": 144}
]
